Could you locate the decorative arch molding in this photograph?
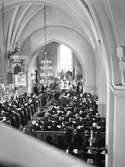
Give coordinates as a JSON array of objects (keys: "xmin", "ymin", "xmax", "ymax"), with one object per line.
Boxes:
[
  {"xmin": 23, "ymin": 25, "xmax": 97, "ymax": 91},
  {"xmin": 16, "ymin": 10, "xmax": 96, "ymax": 51},
  {"xmin": 81, "ymin": 0, "xmax": 121, "ymax": 86},
  {"xmin": 21, "ymin": 25, "xmax": 94, "ymax": 53},
  {"xmin": 27, "ymin": 39, "xmax": 87, "ymax": 93},
  {"xmin": 29, "ymin": 39, "xmax": 86, "ymax": 81},
  {"xmin": 29, "ymin": 39, "xmax": 86, "ymax": 88}
]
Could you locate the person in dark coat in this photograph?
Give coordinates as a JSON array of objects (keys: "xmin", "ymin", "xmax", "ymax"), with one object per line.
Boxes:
[{"xmin": 33, "ymin": 84, "xmax": 39, "ymax": 96}]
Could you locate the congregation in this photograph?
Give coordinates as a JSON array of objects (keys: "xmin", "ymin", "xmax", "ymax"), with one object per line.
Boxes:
[
  {"xmin": 0, "ymin": 81, "xmax": 106, "ymax": 166},
  {"xmin": 0, "ymin": 93, "xmax": 39, "ymax": 128},
  {"xmin": 30, "ymin": 86, "xmax": 105, "ymax": 166}
]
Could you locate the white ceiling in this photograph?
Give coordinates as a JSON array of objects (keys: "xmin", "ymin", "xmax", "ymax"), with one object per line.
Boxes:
[{"xmin": 0, "ymin": 0, "xmax": 123, "ymax": 86}]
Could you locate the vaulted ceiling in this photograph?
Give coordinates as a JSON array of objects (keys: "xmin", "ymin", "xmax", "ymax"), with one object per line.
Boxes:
[
  {"xmin": 0, "ymin": 0, "xmax": 124, "ymax": 86},
  {"xmin": 0, "ymin": 0, "xmax": 99, "ymax": 87}
]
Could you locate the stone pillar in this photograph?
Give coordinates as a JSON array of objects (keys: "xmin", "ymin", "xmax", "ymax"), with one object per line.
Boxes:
[
  {"xmin": 111, "ymin": 86, "xmax": 125, "ymax": 167},
  {"xmin": 106, "ymin": 86, "xmax": 125, "ymax": 167},
  {"xmin": 96, "ymin": 44, "xmax": 106, "ymax": 117},
  {"xmin": 106, "ymin": 87, "xmax": 115, "ymax": 167}
]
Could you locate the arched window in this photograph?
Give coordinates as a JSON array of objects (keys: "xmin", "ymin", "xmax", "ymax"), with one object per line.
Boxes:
[{"xmin": 59, "ymin": 44, "xmax": 72, "ymax": 72}]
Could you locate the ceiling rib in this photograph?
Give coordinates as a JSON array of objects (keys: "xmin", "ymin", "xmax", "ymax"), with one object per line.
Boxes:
[
  {"xmin": 7, "ymin": 6, "xmax": 20, "ymax": 53},
  {"xmin": 13, "ymin": 6, "xmax": 43, "ymax": 50},
  {"xmin": 10, "ymin": 3, "xmax": 32, "ymax": 51}
]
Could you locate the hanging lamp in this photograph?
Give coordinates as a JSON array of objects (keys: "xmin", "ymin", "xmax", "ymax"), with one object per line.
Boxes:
[{"xmin": 40, "ymin": 5, "xmax": 52, "ymax": 80}]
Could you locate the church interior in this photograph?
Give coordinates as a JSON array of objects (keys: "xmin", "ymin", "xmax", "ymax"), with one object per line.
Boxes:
[{"xmin": 0, "ymin": 0, "xmax": 125, "ymax": 167}]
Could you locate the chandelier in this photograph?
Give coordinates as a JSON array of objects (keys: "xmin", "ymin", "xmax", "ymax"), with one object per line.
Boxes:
[
  {"xmin": 43, "ymin": 5, "xmax": 47, "ymax": 56},
  {"xmin": 40, "ymin": 5, "xmax": 53, "ymax": 80}
]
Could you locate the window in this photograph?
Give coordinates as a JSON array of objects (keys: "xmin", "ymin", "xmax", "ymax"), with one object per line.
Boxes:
[{"xmin": 59, "ymin": 44, "xmax": 72, "ymax": 72}]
